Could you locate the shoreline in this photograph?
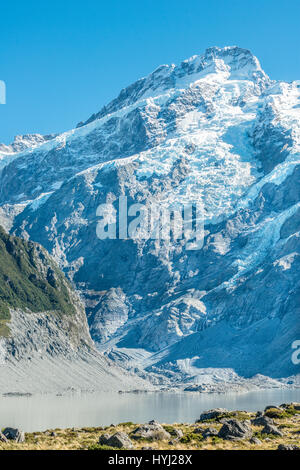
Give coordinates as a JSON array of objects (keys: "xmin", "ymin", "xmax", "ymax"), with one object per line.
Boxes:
[{"xmin": 0, "ymin": 403, "xmax": 299, "ymax": 451}]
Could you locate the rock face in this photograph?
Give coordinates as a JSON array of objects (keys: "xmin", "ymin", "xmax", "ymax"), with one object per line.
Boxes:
[
  {"xmin": 218, "ymin": 419, "xmax": 253, "ymax": 440},
  {"xmin": 0, "ymin": 46, "xmax": 300, "ymax": 384}
]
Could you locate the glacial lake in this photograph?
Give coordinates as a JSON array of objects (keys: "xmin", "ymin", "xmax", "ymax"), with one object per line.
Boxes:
[{"xmin": 0, "ymin": 389, "xmax": 299, "ymax": 432}]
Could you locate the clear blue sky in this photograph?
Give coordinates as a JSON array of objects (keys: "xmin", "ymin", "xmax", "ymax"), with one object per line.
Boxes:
[{"xmin": 1, "ymin": 0, "xmax": 300, "ymax": 144}]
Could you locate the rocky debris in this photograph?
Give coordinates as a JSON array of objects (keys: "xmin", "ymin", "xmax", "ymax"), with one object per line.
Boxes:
[
  {"xmin": 131, "ymin": 421, "xmax": 171, "ymax": 441},
  {"xmin": 252, "ymin": 415, "xmax": 274, "ymax": 426},
  {"xmin": 0, "ymin": 432, "xmax": 8, "ymax": 442},
  {"xmin": 99, "ymin": 432, "xmax": 133, "ymax": 449},
  {"xmin": 277, "ymin": 444, "xmax": 300, "ymax": 450},
  {"xmin": 3, "ymin": 427, "xmax": 25, "ymax": 443},
  {"xmin": 197, "ymin": 409, "xmax": 228, "ymax": 422},
  {"xmin": 218, "ymin": 420, "xmax": 253, "ymax": 440},
  {"xmin": 261, "ymin": 424, "xmax": 284, "ymax": 437},
  {"xmin": 202, "ymin": 427, "xmax": 219, "ymax": 439},
  {"xmin": 250, "ymin": 437, "xmax": 262, "ymax": 445}
]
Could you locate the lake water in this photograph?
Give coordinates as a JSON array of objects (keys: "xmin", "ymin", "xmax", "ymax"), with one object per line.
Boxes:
[{"xmin": 0, "ymin": 389, "xmax": 299, "ymax": 432}]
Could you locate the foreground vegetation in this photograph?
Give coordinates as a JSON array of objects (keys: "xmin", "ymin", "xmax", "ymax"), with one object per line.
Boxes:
[{"xmin": 1, "ymin": 404, "xmax": 299, "ymax": 450}]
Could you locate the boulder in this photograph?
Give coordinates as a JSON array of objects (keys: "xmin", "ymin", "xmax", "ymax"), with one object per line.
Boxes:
[
  {"xmin": 3, "ymin": 427, "xmax": 25, "ymax": 443},
  {"xmin": 99, "ymin": 433, "xmax": 111, "ymax": 445},
  {"xmin": 132, "ymin": 421, "xmax": 171, "ymax": 441},
  {"xmin": 251, "ymin": 415, "xmax": 274, "ymax": 426},
  {"xmin": 218, "ymin": 419, "xmax": 253, "ymax": 440},
  {"xmin": 277, "ymin": 444, "xmax": 300, "ymax": 450},
  {"xmin": 261, "ymin": 424, "xmax": 283, "ymax": 437},
  {"xmin": 250, "ymin": 437, "xmax": 262, "ymax": 445},
  {"xmin": 99, "ymin": 432, "xmax": 133, "ymax": 449},
  {"xmin": 197, "ymin": 408, "xmax": 228, "ymax": 422}
]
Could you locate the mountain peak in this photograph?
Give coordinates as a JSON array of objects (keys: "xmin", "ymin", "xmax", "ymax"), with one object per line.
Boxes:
[{"xmin": 77, "ymin": 46, "xmax": 269, "ymax": 128}]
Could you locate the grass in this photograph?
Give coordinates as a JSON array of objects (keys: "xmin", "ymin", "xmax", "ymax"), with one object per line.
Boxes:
[
  {"xmin": 0, "ymin": 411, "xmax": 299, "ymax": 450},
  {"xmin": 201, "ymin": 411, "xmax": 251, "ymax": 423},
  {"xmin": 264, "ymin": 406, "xmax": 300, "ymax": 419},
  {"xmin": 0, "ymin": 226, "xmax": 76, "ymax": 335}
]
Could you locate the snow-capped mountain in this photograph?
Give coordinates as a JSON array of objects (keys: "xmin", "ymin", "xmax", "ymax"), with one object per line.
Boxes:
[{"xmin": 1, "ymin": 46, "xmax": 299, "ymax": 387}]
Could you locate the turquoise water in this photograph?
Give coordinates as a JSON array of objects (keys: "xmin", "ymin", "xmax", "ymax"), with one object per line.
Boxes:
[{"xmin": 0, "ymin": 389, "xmax": 299, "ymax": 432}]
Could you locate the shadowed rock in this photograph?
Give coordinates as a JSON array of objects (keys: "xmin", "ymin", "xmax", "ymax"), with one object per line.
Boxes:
[
  {"xmin": 218, "ymin": 419, "xmax": 253, "ymax": 440},
  {"xmin": 99, "ymin": 431, "xmax": 133, "ymax": 449},
  {"xmin": 261, "ymin": 424, "xmax": 284, "ymax": 437},
  {"xmin": 252, "ymin": 415, "xmax": 274, "ymax": 426},
  {"xmin": 3, "ymin": 427, "xmax": 25, "ymax": 443}
]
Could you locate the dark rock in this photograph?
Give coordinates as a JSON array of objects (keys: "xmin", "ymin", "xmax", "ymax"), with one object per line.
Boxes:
[
  {"xmin": 252, "ymin": 415, "xmax": 274, "ymax": 426},
  {"xmin": 3, "ymin": 427, "xmax": 25, "ymax": 443},
  {"xmin": 261, "ymin": 424, "xmax": 283, "ymax": 437},
  {"xmin": 99, "ymin": 433, "xmax": 111, "ymax": 445},
  {"xmin": 277, "ymin": 444, "xmax": 300, "ymax": 450},
  {"xmin": 99, "ymin": 432, "xmax": 133, "ymax": 449},
  {"xmin": 218, "ymin": 419, "xmax": 253, "ymax": 440}
]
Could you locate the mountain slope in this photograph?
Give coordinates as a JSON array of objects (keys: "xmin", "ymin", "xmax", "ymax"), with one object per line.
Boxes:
[
  {"xmin": 0, "ymin": 46, "xmax": 299, "ymax": 387},
  {"xmin": 0, "ymin": 227, "xmax": 149, "ymax": 393}
]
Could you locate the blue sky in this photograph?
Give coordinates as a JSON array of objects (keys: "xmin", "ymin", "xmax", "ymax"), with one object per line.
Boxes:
[{"xmin": 0, "ymin": 0, "xmax": 300, "ymax": 144}]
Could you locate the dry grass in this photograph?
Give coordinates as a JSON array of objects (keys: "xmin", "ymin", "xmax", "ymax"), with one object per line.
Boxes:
[{"xmin": 1, "ymin": 411, "xmax": 299, "ymax": 451}]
